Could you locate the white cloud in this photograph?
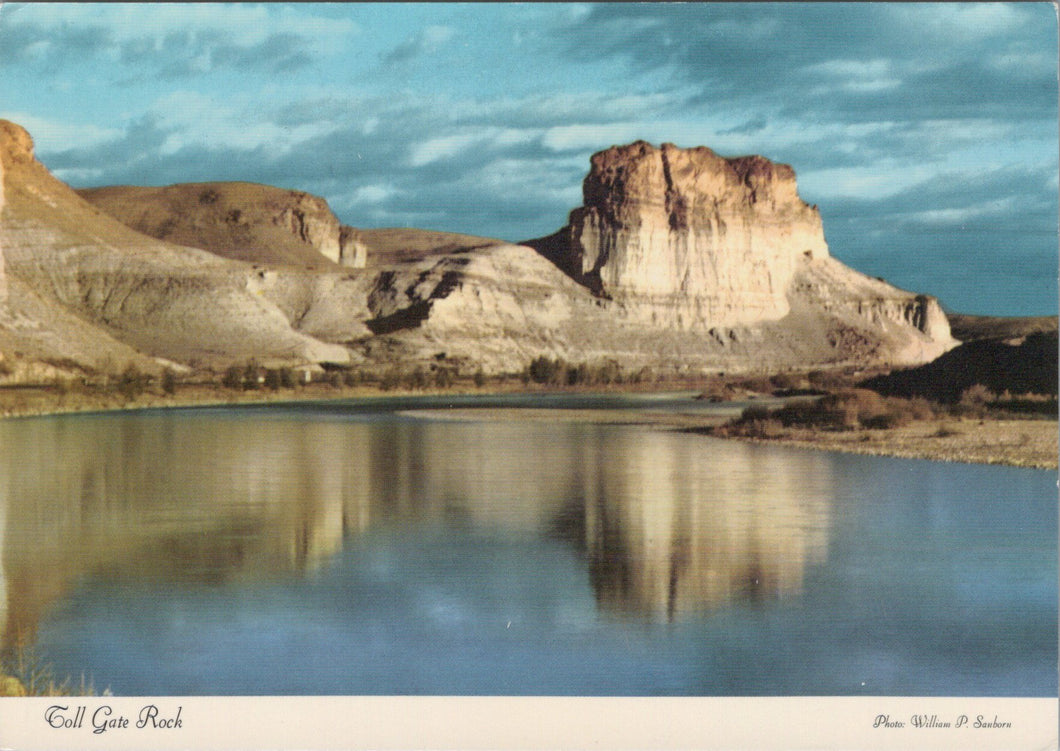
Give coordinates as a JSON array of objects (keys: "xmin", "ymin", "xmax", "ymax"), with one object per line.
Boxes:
[
  {"xmin": 803, "ymin": 59, "xmax": 901, "ymax": 94},
  {"xmin": 407, "ymin": 128, "xmax": 537, "ymax": 167},
  {"xmin": 541, "ymin": 123, "xmax": 643, "ymax": 152},
  {"xmin": 348, "ymin": 185, "xmax": 402, "ymax": 205},
  {"xmin": 408, "ymin": 133, "xmax": 485, "ymax": 167},
  {"xmin": 137, "ymin": 90, "xmax": 342, "ymax": 156},
  {"xmin": 797, "ymin": 163, "xmax": 940, "ymax": 201},
  {"xmin": 11, "ymin": 3, "xmax": 359, "ymax": 48},
  {"xmin": 887, "ymin": 3, "xmax": 1025, "ymax": 42},
  {"xmin": 902, "ymin": 196, "xmax": 1019, "ymax": 227},
  {"xmin": 383, "ymin": 24, "xmax": 457, "ymax": 64}
]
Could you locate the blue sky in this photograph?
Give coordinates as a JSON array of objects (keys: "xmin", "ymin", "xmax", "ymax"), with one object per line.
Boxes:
[{"xmin": 1, "ymin": 2, "xmax": 1056, "ymax": 316}]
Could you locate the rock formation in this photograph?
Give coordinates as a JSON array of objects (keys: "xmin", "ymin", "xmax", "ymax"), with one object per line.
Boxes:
[
  {"xmin": 538, "ymin": 141, "xmax": 828, "ymax": 326},
  {"xmin": 0, "ymin": 120, "xmax": 958, "ymax": 381},
  {"xmin": 79, "ymin": 182, "xmax": 367, "ymax": 270},
  {"xmin": 528, "ymin": 140, "xmax": 954, "ymax": 364},
  {"xmin": 0, "ymin": 119, "xmax": 355, "ymax": 377}
]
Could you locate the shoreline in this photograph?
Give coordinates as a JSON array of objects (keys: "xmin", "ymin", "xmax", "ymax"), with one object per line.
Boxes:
[{"xmin": 1, "ymin": 383, "xmax": 1055, "ymax": 470}]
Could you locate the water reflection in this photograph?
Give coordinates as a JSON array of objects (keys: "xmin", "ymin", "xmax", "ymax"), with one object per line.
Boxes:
[
  {"xmin": 576, "ymin": 430, "xmax": 831, "ymax": 620},
  {"xmin": 0, "ymin": 407, "xmax": 835, "ymax": 652}
]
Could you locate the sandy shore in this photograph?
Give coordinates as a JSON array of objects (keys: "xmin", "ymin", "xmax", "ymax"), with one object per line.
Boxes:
[
  {"xmin": 729, "ymin": 418, "xmax": 1057, "ymax": 470},
  {"xmin": 2, "ymin": 385, "xmax": 1055, "ymax": 469},
  {"xmin": 403, "ymin": 405, "xmax": 1058, "ymax": 470}
]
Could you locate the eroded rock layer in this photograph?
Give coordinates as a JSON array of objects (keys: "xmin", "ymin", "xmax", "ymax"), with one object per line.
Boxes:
[
  {"xmin": 530, "ymin": 140, "xmax": 953, "ymax": 362},
  {"xmin": 0, "ymin": 120, "xmax": 957, "ymax": 381},
  {"xmin": 550, "ymin": 141, "xmax": 828, "ymax": 326},
  {"xmin": 0, "ymin": 120, "xmax": 355, "ymax": 375}
]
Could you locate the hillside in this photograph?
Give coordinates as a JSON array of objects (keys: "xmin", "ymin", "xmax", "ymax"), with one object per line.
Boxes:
[
  {"xmin": 0, "ymin": 120, "xmax": 355, "ymax": 377},
  {"xmin": 1, "ymin": 120, "xmax": 967, "ymax": 382},
  {"xmin": 78, "ymin": 182, "xmax": 363, "ymax": 270}
]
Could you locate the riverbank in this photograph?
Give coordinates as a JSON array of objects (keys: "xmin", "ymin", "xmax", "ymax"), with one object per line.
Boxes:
[
  {"xmin": 404, "ymin": 405, "xmax": 1058, "ymax": 470},
  {"xmin": 1, "ymin": 381, "xmax": 1055, "ymax": 469},
  {"xmin": 713, "ymin": 417, "xmax": 1057, "ymax": 470}
]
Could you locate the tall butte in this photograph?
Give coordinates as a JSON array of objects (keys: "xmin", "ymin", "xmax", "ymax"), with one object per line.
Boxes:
[{"xmin": 534, "ymin": 140, "xmax": 952, "ymax": 358}]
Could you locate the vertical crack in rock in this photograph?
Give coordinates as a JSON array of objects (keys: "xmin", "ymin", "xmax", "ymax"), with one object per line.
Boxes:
[{"xmin": 661, "ymin": 147, "xmax": 688, "ymax": 232}]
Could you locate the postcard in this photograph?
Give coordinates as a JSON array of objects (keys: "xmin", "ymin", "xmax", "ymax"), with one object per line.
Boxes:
[{"xmin": 0, "ymin": 3, "xmax": 1056, "ymax": 749}]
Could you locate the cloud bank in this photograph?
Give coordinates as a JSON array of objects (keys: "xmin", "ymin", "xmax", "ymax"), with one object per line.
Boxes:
[{"xmin": 1, "ymin": 2, "xmax": 1055, "ymax": 315}]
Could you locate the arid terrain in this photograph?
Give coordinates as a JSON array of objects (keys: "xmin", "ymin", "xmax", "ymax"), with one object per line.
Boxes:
[{"xmin": 0, "ymin": 117, "xmax": 1054, "ymax": 470}]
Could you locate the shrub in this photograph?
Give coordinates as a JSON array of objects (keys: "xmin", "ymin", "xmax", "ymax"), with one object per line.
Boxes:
[
  {"xmin": 770, "ymin": 372, "xmax": 804, "ymax": 391},
  {"xmin": 242, "ymin": 362, "xmax": 261, "ymax": 390},
  {"xmin": 222, "ymin": 365, "xmax": 243, "ymax": 390},
  {"xmin": 264, "ymin": 369, "xmax": 282, "ymax": 391},
  {"xmin": 716, "ymin": 413, "xmax": 785, "ymax": 439},
  {"xmin": 528, "ymin": 356, "xmax": 563, "ymax": 385},
  {"xmin": 404, "ymin": 367, "xmax": 427, "ymax": 390},
  {"xmin": 280, "ymin": 367, "xmax": 297, "ymax": 389},
  {"xmin": 732, "ymin": 389, "xmax": 923, "ymax": 432},
  {"xmin": 117, "ymin": 364, "xmax": 146, "ymax": 400},
  {"xmin": 434, "ymin": 367, "xmax": 453, "ymax": 389},
  {"xmin": 472, "ymin": 369, "xmax": 486, "ymax": 388},
  {"xmin": 161, "ymin": 369, "xmax": 178, "ymax": 395},
  {"xmin": 960, "ymin": 383, "xmax": 995, "ymax": 407},
  {"xmin": 378, "ymin": 368, "xmax": 399, "ymax": 391}
]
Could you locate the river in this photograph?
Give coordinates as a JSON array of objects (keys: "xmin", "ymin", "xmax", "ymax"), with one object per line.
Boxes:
[{"xmin": 0, "ymin": 394, "xmax": 1055, "ymax": 695}]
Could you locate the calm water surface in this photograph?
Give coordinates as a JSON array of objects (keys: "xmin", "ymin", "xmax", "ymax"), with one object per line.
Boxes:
[{"xmin": 0, "ymin": 394, "xmax": 1055, "ymax": 695}]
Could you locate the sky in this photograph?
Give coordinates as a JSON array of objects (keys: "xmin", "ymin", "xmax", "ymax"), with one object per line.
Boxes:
[{"xmin": 0, "ymin": 2, "xmax": 1056, "ymax": 316}]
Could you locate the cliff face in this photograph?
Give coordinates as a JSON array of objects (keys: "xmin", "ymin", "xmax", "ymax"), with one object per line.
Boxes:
[
  {"xmin": 556, "ymin": 141, "xmax": 828, "ymax": 326},
  {"xmin": 0, "ymin": 120, "xmax": 957, "ymax": 381},
  {"xmin": 78, "ymin": 182, "xmax": 367, "ymax": 270},
  {"xmin": 533, "ymin": 140, "xmax": 953, "ymax": 362}
]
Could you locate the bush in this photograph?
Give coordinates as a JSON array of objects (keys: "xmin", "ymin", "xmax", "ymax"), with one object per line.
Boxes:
[
  {"xmin": 472, "ymin": 369, "xmax": 486, "ymax": 388},
  {"xmin": 402, "ymin": 367, "xmax": 425, "ymax": 390},
  {"xmin": 280, "ymin": 367, "xmax": 297, "ymax": 389},
  {"xmin": 118, "ymin": 364, "xmax": 146, "ymax": 400},
  {"xmin": 379, "ymin": 368, "xmax": 400, "ymax": 391},
  {"xmin": 528, "ymin": 356, "xmax": 563, "ymax": 385},
  {"xmin": 161, "ymin": 369, "xmax": 178, "ymax": 395},
  {"xmin": 264, "ymin": 369, "xmax": 282, "ymax": 391},
  {"xmin": 715, "ymin": 413, "xmax": 785, "ymax": 439},
  {"xmin": 434, "ymin": 368, "xmax": 453, "ymax": 388},
  {"xmin": 960, "ymin": 383, "xmax": 995, "ymax": 406},
  {"xmin": 222, "ymin": 365, "xmax": 243, "ymax": 390},
  {"xmin": 242, "ymin": 362, "xmax": 261, "ymax": 391},
  {"xmin": 728, "ymin": 389, "xmax": 928, "ymax": 433}
]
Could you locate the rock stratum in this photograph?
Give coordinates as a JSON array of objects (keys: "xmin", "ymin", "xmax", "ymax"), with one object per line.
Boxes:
[{"xmin": 0, "ymin": 120, "xmax": 958, "ymax": 382}]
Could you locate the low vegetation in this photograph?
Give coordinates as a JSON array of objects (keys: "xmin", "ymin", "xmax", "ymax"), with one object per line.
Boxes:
[
  {"xmin": 524, "ymin": 356, "xmax": 653, "ymax": 386},
  {"xmin": 1, "ymin": 646, "xmax": 104, "ymax": 697},
  {"xmin": 716, "ymin": 384, "xmax": 1055, "ymax": 439}
]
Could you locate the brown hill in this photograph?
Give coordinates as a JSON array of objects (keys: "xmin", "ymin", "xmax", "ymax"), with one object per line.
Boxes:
[
  {"xmin": 0, "ymin": 119, "xmax": 355, "ymax": 376},
  {"xmin": 946, "ymin": 313, "xmax": 1057, "ymax": 342},
  {"xmin": 1, "ymin": 122, "xmax": 970, "ymax": 381},
  {"xmin": 358, "ymin": 228, "xmax": 505, "ymax": 267},
  {"xmin": 862, "ymin": 331, "xmax": 1058, "ymax": 401},
  {"xmin": 78, "ymin": 182, "xmax": 364, "ymax": 270}
]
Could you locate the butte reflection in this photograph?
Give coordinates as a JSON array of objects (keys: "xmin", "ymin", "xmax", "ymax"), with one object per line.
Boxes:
[
  {"xmin": 0, "ymin": 410, "xmax": 837, "ymax": 656},
  {"xmin": 569, "ymin": 430, "xmax": 834, "ymax": 621}
]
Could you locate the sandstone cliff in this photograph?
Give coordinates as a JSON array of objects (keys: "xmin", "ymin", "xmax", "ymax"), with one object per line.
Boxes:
[
  {"xmin": 534, "ymin": 141, "xmax": 828, "ymax": 325},
  {"xmin": 0, "ymin": 121, "xmax": 958, "ymax": 382},
  {"xmin": 528, "ymin": 140, "xmax": 954, "ymax": 365}
]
